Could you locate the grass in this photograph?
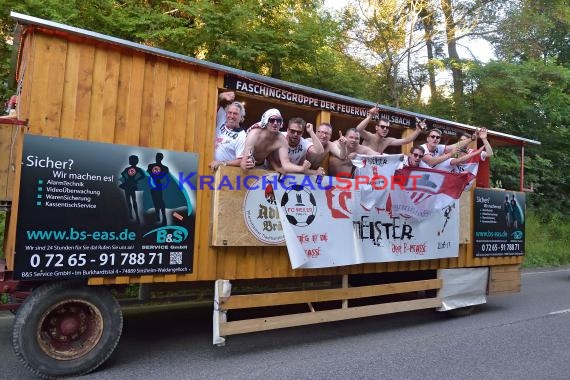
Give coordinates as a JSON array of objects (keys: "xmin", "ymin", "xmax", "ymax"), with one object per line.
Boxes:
[{"xmin": 523, "ymin": 211, "xmax": 570, "ymax": 268}]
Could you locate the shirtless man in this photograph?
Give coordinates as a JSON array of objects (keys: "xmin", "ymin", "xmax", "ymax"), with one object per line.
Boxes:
[
  {"xmin": 328, "ymin": 128, "xmax": 378, "ymax": 177},
  {"xmin": 305, "ymin": 122, "xmax": 347, "ymax": 169},
  {"xmin": 240, "ymin": 108, "xmax": 312, "ymax": 174},
  {"xmin": 355, "ymin": 107, "xmax": 424, "ymax": 154}
]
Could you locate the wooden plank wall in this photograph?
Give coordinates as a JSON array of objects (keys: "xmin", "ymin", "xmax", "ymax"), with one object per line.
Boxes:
[{"xmin": 6, "ymin": 28, "xmax": 523, "ymax": 285}]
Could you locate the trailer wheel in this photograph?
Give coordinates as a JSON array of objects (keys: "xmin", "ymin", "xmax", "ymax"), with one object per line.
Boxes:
[{"xmin": 12, "ymin": 281, "xmax": 123, "ymax": 379}]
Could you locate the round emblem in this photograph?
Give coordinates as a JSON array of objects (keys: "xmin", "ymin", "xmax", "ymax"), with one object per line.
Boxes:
[
  {"xmin": 243, "ymin": 176, "xmax": 285, "ymax": 244},
  {"xmin": 280, "ymin": 185, "xmax": 317, "ymax": 227}
]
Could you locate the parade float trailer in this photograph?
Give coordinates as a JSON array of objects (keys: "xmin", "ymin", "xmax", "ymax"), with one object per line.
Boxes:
[{"xmin": 0, "ymin": 12, "xmax": 538, "ymax": 379}]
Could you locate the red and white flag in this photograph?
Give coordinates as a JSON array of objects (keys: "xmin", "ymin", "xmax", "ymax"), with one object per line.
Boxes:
[{"xmin": 390, "ymin": 166, "xmax": 474, "ymax": 219}]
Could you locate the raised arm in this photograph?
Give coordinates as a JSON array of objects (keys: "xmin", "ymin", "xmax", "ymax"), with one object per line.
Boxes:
[
  {"xmin": 355, "ymin": 107, "xmax": 379, "ymax": 142},
  {"xmin": 443, "ymin": 132, "xmax": 475, "ymax": 154},
  {"xmin": 478, "ymin": 128, "xmax": 494, "ymax": 157},
  {"xmin": 329, "ymin": 131, "xmax": 348, "ymax": 160},
  {"xmin": 450, "ymin": 147, "xmax": 484, "ymax": 166},
  {"xmin": 305, "ymin": 122, "xmax": 323, "ymax": 155},
  {"xmin": 218, "ymin": 91, "xmax": 235, "ymax": 107},
  {"xmin": 387, "ymin": 118, "xmax": 425, "ymax": 147},
  {"xmin": 422, "ymin": 145, "xmax": 460, "ymax": 167}
]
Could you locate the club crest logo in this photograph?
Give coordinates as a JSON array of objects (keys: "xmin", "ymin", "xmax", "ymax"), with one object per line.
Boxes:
[
  {"xmin": 243, "ymin": 176, "xmax": 285, "ymax": 244},
  {"xmin": 280, "ymin": 185, "xmax": 317, "ymax": 227}
]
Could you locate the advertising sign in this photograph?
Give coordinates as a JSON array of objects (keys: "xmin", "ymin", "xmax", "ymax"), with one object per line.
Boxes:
[
  {"xmin": 473, "ymin": 188, "xmax": 525, "ymax": 257},
  {"xmin": 14, "ymin": 135, "xmax": 197, "ymax": 280}
]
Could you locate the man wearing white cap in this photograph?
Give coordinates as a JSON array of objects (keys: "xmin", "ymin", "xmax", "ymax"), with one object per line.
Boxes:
[{"xmin": 240, "ymin": 108, "xmax": 312, "ymax": 174}]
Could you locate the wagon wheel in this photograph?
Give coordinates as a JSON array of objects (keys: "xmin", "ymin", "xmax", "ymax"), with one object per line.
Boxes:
[{"xmin": 12, "ymin": 281, "xmax": 123, "ymax": 379}]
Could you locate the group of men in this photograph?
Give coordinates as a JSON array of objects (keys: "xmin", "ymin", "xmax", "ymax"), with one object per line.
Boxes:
[{"xmin": 209, "ymin": 91, "xmax": 493, "ymax": 179}]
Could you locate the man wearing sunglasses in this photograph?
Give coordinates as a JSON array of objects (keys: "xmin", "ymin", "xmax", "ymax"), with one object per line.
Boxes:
[
  {"xmin": 209, "ymin": 91, "xmax": 246, "ymax": 171},
  {"xmin": 403, "ymin": 146, "xmax": 426, "ymax": 167},
  {"xmin": 420, "ymin": 128, "xmax": 474, "ymax": 167},
  {"xmin": 280, "ymin": 117, "xmax": 323, "ymax": 165},
  {"xmin": 240, "ymin": 108, "xmax": 312, "ymax": 174},
  {"xmin": 355, "ymin": 107, "xmax": 424, "ymax": 154}
]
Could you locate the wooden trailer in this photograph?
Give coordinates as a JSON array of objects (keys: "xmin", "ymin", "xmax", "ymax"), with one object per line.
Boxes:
[{"xmin": 0, "ymin": 12, "xmax": 539, "ymax": 379}]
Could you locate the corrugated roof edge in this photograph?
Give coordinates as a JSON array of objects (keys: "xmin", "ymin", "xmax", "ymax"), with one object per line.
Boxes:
[{"xmin": 10, "ymin": 11, "xmax": 540, "ymax": 146}]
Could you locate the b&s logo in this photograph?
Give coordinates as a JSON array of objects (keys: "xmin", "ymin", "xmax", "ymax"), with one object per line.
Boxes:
[
  {"xmin": 280, "ymin": 185, "xmax": 317, "ymax": 227},
  {"xmin": 243, "ymin": 176, "xmax": 285, "ymax": 245},
  {"xmin": 144, "ymin": 226, "xmax": 188, "ymax": 243}
]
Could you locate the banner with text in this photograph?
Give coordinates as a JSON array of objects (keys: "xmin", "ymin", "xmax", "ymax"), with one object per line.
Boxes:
[
  {"xmin": 271, "ymin": 174, "xmax": 460, "ymax": 269},
  {"xmin": 14, "ymin": 135, "xmax": 198, "ymax": 280}
]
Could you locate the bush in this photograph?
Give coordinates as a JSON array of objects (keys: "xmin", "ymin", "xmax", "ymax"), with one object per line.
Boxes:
[{"xmin": 524, "ymin": 211, "xmax": 570, "ymax": 267}]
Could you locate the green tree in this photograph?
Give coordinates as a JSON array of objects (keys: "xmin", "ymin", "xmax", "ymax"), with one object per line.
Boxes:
[
  {"xmin": 0, "ymin": 0, "xmax": 177, "ymax": 103},
  {"xmin": 490, "ymin": 0, "xmax": 570, "ymax": 66},
  {"xmin": 468, "ymin": 61, "xmax": 570, "ymax": 219}
]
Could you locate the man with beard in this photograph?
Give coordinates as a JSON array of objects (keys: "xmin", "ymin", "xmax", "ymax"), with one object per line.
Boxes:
[{"xmin": 281, "ymin": 117, "xmax": 323, "ymax": 164}]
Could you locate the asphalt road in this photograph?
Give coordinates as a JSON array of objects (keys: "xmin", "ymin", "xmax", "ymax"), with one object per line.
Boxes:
[{"xmin": 1, "ymin": 268, "xmax": 569, "ymax": 380}]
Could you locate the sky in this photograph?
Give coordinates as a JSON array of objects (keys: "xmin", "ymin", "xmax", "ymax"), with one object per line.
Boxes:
[{"xmin": 322, "ymin": 0, "xmax": 496, "ymax": 63}]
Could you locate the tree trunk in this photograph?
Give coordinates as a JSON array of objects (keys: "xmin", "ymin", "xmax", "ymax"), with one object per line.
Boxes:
[
  {"xmin": 440, "ymin": 0, "xmax": 464, "ymax": 115},
  {"xmin": 419, "ymin": 5, "xmax": 437, "ymax": 98},
  {"xmin": 271, "ymin": 57, "xmax": 281, "ymax": 79}
]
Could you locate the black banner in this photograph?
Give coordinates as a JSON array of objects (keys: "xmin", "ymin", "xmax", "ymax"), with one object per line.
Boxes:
[
  {"xmin": 14, "ymin": 135, "xmax": 198, "ymax": 280},
  {"xmin": 224, "ymin": 74, "xmax": 421, "ymax": 128},
  {"xmin": 473, "ymin": 188, "xmax": 525, "ymax": 257}
]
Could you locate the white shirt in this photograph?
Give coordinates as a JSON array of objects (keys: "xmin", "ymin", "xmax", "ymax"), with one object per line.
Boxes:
[
  {"xmin": 433, "ymin": 157, "xmax": 457, "ymax": 172},
  {"xmin": 420, "ymin": 143, "xmax": 446, "ymax": 158},
  {"xmin": 451, "ymin": 150, "xmax": 488, "ymax": 176},
  {"xmin": 214, "ymin": 107, "xmax": 246, "ymax": 162},
  {"xmin": 280, "ymin": 132, "xmax": 313, "ymax": 165}
]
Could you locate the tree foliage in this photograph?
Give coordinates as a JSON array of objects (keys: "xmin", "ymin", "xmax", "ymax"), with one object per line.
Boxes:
[
  {"xmin": 469, "ymin": 61, "xmax": 570, "ymax": 217},
  {"xmin": 491, "ymin": 0, "xmax": 570, "ymax": 66}
]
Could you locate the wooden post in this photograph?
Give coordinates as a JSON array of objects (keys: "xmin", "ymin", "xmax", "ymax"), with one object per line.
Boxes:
[
  {"xmin": 400, "ymin": 128, "xmax": 417, "ymax": 155},
  {"xmin": 213, "ymin": 279, "xmax": 231, "ymax": 346},
  {"xmin": 342, "ymin": 274, "xmax": 348, "ymax": 309}
]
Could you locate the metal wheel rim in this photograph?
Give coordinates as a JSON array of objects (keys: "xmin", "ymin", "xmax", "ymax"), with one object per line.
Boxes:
[{"xmin": 36, "ymin": 299, "xmax": 104, "ymax": 360}]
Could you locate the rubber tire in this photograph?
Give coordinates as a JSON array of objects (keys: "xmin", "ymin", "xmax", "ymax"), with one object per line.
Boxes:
[
  {"xmin": 12, "ymin": 281, "xmax": 123, "ymax": 379},
  {"xmin": 444, "ymin": 305, "xmax": 477, "ymax": 318}
]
